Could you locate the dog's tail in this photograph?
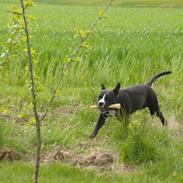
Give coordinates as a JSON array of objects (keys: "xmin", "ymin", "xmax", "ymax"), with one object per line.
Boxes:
[{"xmin": 146, "ymin": 71, "xmax": 172, "ymax": 87}]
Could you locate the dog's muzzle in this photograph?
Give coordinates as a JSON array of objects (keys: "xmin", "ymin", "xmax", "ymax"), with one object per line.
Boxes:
[
  {"xmin": 98, "ymin": 105, "xmax": 115, "ymax": 117},
  {"xmin": 97, "ymin": 104, "xmax": 108, "ymax": 114}
]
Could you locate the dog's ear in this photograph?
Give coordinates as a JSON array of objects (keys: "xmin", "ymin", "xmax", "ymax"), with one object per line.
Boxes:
[
  {"xmin": 101, "ymin": 84, "xmax": 106, "ymax": 90},
  {"xmin": 113, "ymin": 83, "xmax": 120, "ymax": 95}
]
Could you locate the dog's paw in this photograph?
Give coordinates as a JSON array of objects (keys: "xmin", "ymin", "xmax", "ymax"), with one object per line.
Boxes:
[
  {"xmin": 164, "ymin": 120, "xmax": 168, "ymax": 127},
  {"xmin": 89, "ymin": 134, "xmax": 96, "ymax": 139}
]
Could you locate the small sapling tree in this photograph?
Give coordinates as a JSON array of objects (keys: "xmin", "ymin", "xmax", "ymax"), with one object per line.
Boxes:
[{"xmin": 0, "ymin": 0, "xmax": 114, "ymax": 183}]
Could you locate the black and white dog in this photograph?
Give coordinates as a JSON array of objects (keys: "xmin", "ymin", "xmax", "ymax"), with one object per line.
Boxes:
[{"xmin": 90, "ymin": 71, "xmax": 172, "ymax": 138}]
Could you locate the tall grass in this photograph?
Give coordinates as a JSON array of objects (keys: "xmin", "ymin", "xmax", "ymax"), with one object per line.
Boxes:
[
  {"xmin": 36, "ymin": 0, "xmax": 183, "ymax": 7},
  {"xmin": 0, "ymin": 2, "xmax": 182, "ymax": 117}
]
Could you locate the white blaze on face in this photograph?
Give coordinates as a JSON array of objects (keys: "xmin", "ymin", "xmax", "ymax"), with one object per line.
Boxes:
[{"xmin": 98, "ymin": 94, "xmax": 106, "ymax": 106}]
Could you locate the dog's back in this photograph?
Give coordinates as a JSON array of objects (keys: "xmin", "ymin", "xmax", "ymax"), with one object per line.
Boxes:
[{"xmin": 118, "ymin": 84, "xmax": 152, "ymax": 113}]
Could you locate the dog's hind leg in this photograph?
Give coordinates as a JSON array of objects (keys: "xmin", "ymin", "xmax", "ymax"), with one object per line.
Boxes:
[
  {"xmin": 148, "ymin": 91, "xmax": 167, "ymax": 126},
  {"xmin": 156, "ymin": 111, "xmax": 167, "ymax": 126},
  {"xmin": 89, "ymin": 114, "xmax": 107, "ymax": 138},
  {"xmin": 149, "ymin": 106, "xmax": 166, "ymax": 126},
  {"xmin": 148, "ymin": 106, "xmax": 155, "ymax": 116}
]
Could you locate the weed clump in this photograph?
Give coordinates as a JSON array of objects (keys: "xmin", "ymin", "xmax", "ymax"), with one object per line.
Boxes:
[
  {"xmin": 0, "ymin": 148, "xmax": 20, "ymax": 161},
  {"xmin": 118, "ymin": 118, "xmax": 169, "ymax": 165}
]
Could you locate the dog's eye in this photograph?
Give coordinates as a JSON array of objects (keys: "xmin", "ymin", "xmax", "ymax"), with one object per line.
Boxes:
[{"xmin": 98, "ymin": 95, "xmax": 103, "ymax": 99}]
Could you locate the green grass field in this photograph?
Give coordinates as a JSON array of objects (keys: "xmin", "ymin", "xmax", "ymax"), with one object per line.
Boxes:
[{"xmin": 0, "ymin": 0, "xmax": 183, "ymax": 183}]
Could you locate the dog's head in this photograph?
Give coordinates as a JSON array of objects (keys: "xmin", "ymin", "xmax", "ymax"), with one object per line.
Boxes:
[{"xmin": 97, "ymin": 83, "xmax": 121, "ymax": 114}]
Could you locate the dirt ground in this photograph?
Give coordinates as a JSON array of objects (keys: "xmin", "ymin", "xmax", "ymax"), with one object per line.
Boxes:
[
  {"xmin": 0, "ymin": 108, "xmax": 182, "ymax": 175},
  {"xmin": 41, "ymin": 147, "xmax": 133, "ymax": 173}
]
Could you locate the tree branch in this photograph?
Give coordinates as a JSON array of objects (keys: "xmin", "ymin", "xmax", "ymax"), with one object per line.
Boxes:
[
  {"xmin": 40, "ymin": 0, "xmax": 114, "ymax": 121},
  {"xmin": 19, "ymin": 1, "xmax": 41, "ymax": 183}
]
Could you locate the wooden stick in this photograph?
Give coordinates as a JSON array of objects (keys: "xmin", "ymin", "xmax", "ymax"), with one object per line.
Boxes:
[
  {"xmin": 108, "ymin": 103, "xmax": 121, "ymax": 109},
  {"xmin": 90, "ymin": 105, "xmax": 98, "ymax": 109},
  {"xmin": 90, "ymin": 103, "xmax": 121, "ymax": 109}
]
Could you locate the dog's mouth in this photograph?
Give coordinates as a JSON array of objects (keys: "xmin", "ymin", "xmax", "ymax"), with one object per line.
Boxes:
[
  {"xmin": 98, "ymin": 105, "xmax": 109, "ymax": 114},
  {"xmin": 98, "ymin": 106, "xmax": 117, "ymax": 117}
]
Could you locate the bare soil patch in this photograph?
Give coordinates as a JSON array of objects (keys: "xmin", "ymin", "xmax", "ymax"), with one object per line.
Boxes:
[
  {"xmin": 41, "ymin": 147, "xmax": 133, "ymax": 173},
  {"xmin": 51, "ymin": 104, "xmax": 80, "ymax": 117},
  {"xmin": 167, "ymin": 115, "xmax": 181, "ymax": 129},
  {"xmin": 0, "ymin": 148, "xmax": 20, "ymax": 161},
  {"xmin": 75, "ymin": 151, "xmax": 114, "ymax": 168},
  {"xmin": 167, "ymin": 115, "xmax": 183, "ymax": 137}
]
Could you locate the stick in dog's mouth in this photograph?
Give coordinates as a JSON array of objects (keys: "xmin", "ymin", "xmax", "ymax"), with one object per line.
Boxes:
[{"xmin": 90, "ymin": 103, "xmax": 121, "ymax": 110}]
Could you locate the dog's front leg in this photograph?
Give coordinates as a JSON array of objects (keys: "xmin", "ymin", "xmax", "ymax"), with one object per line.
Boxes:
[{"xmin": 89, "ymin": 114, "xmax": 107, "ymax": 138}]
